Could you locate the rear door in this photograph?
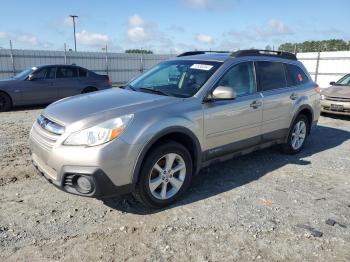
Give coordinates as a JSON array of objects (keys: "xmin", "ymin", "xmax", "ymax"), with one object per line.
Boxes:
[
  {"xmin": 55, "ymin": 66, "xmax": 81, "ymax": 99},
  {"xmin": 255, "ymin": 61, "xmax": 296, "ymax": 141},
  {"xmin": 203, "ymin": 61, "xmax": 263, "ymax": 159},
  {"xmin": 20, "ymin": 66, "xmax": 58, "ymax": 104}
]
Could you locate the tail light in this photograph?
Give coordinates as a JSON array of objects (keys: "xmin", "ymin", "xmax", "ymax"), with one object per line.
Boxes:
[
  {"xmin": 314, "ymin": 84, "xmax": 321, "ymax": 93},
  {"xmin": 106, "ymin": 78, "xmax": 112, "ymax": 86}
]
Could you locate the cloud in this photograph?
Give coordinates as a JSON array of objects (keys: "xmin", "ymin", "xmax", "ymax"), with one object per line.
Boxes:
[
  {"xmin": 167, "ymin": 25, "xmax": 185, "ymax": 33},
  {"xmin": 182, "ymin": 0, "xmax": 210, "ymax": 9},
  {"xmin": 181, "ymin": 0, "xmax": 235, "ymax": 10},
  {"xmin": 226, "ymin": 19, "xmax": 293, "ymax": 42},
  {"xmin": 63, "ymin": 16, "xmax": 73, "ymax": 26},
  {"xmin": 128, "ymin": 15, "xmax": 145, "ymax": 27},
  {"xmin": 127, "ymin": 14, "xmax": 149, "ymax": 42},
  {"xmin": 195, "ymin": 34, "xmax": 214, "ymax": 44},
  {"xmin": 0, "ymin": 32, "xmax": 8, "ymax": 39},
  {"xmin": 255, "ymin": 19, "xmax": 293, "ymax": 37},
  {"xmin": 128, "ymin": 26, "xmax": 149, "ymax": 42},
  {"xmin": 76, "ymin": 30, "xmax": 110, "ymax": 47},
  {"xmin": 16, "ymin": 34, "xmax": 39, "ymax": 45}
]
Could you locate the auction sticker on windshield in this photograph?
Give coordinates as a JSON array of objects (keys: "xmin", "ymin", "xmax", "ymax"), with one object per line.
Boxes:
[{"xmin": 190, "ymin": 64, "xmax": 213, "ymax": 71}]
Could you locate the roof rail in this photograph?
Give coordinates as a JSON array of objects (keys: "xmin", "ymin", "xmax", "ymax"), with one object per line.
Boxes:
[
  {"xmin": 177, "ymin": 50, "xmax": 230, "ymax": 57},
  {"xmin": 231, "ymin": 49, "xmax": 297, "ymax": 60}
]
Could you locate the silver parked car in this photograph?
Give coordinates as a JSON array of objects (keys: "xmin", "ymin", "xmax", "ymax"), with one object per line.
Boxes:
[
  {"xmin": 29, "ymin": 50, "xmax": 321, "ymax": 208},
  {"xmin": 320, "ymin": 74, "xmax": 350, "ymax": 115},
  {"xmin": 0, "ymin": 64, "xmax": 112, "ymax": 111}
]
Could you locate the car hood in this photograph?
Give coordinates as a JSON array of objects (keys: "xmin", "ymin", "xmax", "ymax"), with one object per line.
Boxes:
[
  {"xmin": 43, "ymin": 88, "xmax": 178, "ymax": 126},
  {"xmin": 322, "ymin": 85, "xmax": 350, "ymax": 98}
]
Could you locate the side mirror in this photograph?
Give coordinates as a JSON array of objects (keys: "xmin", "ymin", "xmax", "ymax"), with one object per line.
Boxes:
[
  {"xmin": 206, "ymin": 86, "xmax": 236, "ymax": 102},
  {"xmin": 28, "ymin": 74, "xmax": 36, "ymax": 81},
  {"xmin": 329, "ymin": 81, "xmax": 336, "ymax": 85}
]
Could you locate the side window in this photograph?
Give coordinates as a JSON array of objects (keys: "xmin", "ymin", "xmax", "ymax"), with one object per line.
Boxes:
[
  {"xmin": 256, "ymin": 61, "xmax": 286, "ymax": 91},
  {"xmin": 56, "ymin": 67, "xmax": 78, "ymax": 78},
  {"xmin": 33, "ymin": 68, "xmax": 47, "ymax": 80},
  {"xmin": 216, "ymin": 62, "xmax": 256, "ymax": 96},
  {"xmin": 286, "ymin": 64, "xmax": 309, "ymax": 86},
  {"xmin": 79, "ymin": 68, "xmax": 88, "ymax": 78},
  {"xmin": 45, "ymin": 67, "xmax": 56, "ymax": 79}
]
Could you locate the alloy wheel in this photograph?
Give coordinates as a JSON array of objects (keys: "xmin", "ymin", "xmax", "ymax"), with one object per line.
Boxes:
[{"xmin": 148, "ymin": 153, "xmax": 186, "ymax": 200}]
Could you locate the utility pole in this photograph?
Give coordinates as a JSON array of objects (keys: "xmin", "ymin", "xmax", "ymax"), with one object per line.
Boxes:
[
  {"xmin": 9, "ymin": 40, "xmax": 16, "ymax": 76},
  {"xmin": 69, "ymin": 15, "xmax": 78, "ymax": 52}
]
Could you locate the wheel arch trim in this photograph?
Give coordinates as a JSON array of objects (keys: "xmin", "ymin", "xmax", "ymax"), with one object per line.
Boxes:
[{"xmin": 131, "ymin": 126, "xmax": 202, "ymax": 185}]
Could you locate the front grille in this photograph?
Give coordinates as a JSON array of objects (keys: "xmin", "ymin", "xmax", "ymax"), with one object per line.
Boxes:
[
  {"xmin": 325, "ymin": 96, "xmax": 350, "ymax": 102},
  {"xmin": 323, "ymin": 106, "xmax": 350, "ymax": 113},
  {"xmin": 31, "ymin": 121, "xmax": 61, "ymax": 151}
]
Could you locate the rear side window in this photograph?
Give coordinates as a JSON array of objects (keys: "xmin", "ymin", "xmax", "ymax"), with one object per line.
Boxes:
[
  {"xmin": 256, "ymin": 61, "xmax": 286, "ymax": 91},
  {"xmin": 45, "ymin": 67, "xmax": 56, "ymax": 79},
  {"xmin": 285, "ymin": 64, "xmax": 308, "ymax": 86},
  {"xmin": 79, "ymin": 68, "xmax": 88, "ymax": 78},
  {"xmin": 56, "ymin": 67, "xmax": 78, "ymax": 78}
]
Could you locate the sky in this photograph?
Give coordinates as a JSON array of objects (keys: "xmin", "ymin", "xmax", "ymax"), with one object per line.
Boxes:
[{"xmin": 0, "ymin": 0, "xmax": 349, "ymax": 54}]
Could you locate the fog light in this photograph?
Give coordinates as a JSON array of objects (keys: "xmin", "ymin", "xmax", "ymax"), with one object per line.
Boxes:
[{"xmin": 76, "ymin": 175, "xmax": 94, "ymax": 194}]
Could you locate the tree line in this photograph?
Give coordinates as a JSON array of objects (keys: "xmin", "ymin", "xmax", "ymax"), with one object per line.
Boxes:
[
  {"xmin": 125, "ymin": 49, "xmax": 153, "ymax": 54},
  {"xmin": 278, "ymin": 39, "xmax": 350, "ymax": 53}
]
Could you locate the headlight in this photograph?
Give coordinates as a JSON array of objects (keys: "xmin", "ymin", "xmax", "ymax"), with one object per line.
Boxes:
[
  {"xmin": 320, "ymin": 94, "xmax": 325, "ymax": 100},
  {"xmin": 64, "ymin": 114, "xmax": 133, "ymax": 146}
]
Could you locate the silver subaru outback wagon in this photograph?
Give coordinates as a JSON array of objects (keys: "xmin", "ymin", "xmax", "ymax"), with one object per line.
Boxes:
[{"xmin": 29, "ymin": 50, "xmax": 321, "ymax": 208}]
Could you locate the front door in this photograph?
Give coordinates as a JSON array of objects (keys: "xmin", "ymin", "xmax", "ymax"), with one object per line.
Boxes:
[
  {"xmin": 203, "ymin": 61, "xmax": 263, "ymax": 160},
  {"xmin": 20, "ymin": 66, "xmax": 57, "ymax": 104}
]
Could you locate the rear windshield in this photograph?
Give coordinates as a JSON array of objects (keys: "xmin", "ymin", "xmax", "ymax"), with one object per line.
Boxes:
[{"xmin": 128, "ymin": 60, "xmax": 222, "ymax": 97}]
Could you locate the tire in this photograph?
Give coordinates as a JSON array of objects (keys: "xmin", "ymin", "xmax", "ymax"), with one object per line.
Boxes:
[
  {"xmin": 282, "ymin": 114, "xmax": 309, "ymax": 154},
  {"xmin": 0, "ymin": 92, "xmax": 12, "ymax": 112},
  {"xmin": 82, "ymin": 87, "xmax": 97, "ymax": 94},
  {"xmin": 133, "ymin": 141, "xmax": 193, "ymax": 208}
]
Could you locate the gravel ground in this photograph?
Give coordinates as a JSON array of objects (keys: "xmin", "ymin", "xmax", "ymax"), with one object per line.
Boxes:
[{"xmin": 0, "ymin": 107, "xmax": 349, "ymax": 261}]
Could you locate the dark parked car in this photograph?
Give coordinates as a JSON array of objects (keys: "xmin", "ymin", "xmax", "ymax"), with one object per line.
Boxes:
[{"xmin": 0, "ymin": 65, "xmax": 112, "ymax": 111}]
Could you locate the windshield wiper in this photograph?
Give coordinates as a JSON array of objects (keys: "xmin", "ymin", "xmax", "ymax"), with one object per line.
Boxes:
[{"xmin": 138, "ymin": 87, "xmax": 171, "ymax": 96}]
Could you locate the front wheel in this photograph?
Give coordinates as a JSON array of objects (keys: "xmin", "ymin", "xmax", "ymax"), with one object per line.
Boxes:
[
  {"xmin": 282, "ymin": 115, "xmax": 309, "ymax": 154},
  {"xmin": 133, "ymin": 141, "xmax": 193, "ymax": 208}
]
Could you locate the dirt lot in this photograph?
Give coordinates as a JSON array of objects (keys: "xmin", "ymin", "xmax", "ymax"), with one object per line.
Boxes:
[{"xmin": 0, "ymin": 107, "xmax": 349, "ymax": 261}]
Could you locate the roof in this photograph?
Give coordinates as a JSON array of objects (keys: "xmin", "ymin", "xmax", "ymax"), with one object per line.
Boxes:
[
  {"xmin": 174, "ymin": 53, "xmax": 231, "ymax": 62},
  {"xmin": 174, "ymin": 49, "xmax": 297, "ymax": 62}
]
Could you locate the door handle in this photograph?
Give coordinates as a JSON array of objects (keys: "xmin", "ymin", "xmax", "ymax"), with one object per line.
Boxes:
[
  {"xmin": 250, "ymin": 100, "xmax": 262, "ymax": 109},
  {"xmin": 290, "ymin": 93, "xmax": 298, "ymax": 100}
]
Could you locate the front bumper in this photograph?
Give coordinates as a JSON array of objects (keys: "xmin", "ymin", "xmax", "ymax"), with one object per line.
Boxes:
[
  {"xmin": 321, "ymin": 99, "xmax": 350, "ymax": 115},
  {"xmin": 32, "ymin": 161, "xmax": 133, "ymax": 198},
  {"xmin": 29, "ymin": 121, "xmax": 139, "ymax": 198}
]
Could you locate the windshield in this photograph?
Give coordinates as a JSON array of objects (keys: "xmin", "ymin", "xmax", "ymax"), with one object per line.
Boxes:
[
  {"xmin": 128, "ymin": 60, "xmax": 222, "ymax": 97},
  {"xmin": 13, "ymin": 68, "xmax": 37, "ymax": 80},
  {"xmin": 335, "ymin": 74, "xmax": 350, "ymax": 86}
]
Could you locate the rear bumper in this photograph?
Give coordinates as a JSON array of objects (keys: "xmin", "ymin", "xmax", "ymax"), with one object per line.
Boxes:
[{"xmin": 321, "ymin": 100, "xmax": 350, "ymax": 115}]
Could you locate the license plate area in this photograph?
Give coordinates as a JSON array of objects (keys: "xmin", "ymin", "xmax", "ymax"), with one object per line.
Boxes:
[{"xmin": 330, "ymin": 104, "xmax": 344, "ymax": 111}]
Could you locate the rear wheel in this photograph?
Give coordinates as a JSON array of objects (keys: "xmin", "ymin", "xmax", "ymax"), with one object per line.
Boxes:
[
  {"xmin": 82, "ymin": 87, "xmax": 97, "ymax": 94},
  {"xmin": 0, "ymin": 92, "xmax": 12, "ymax": 112},
  {"xmin": 282, "ymin": 114, "xmax": 309, "ymax": 154},
  {"xmin": 133, "ymin": 141, "xmax": 193, "ymax": 208}
]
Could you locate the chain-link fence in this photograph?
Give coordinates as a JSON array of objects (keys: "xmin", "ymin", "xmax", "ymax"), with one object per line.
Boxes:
[
  {"xmin": 0, "ymin": 48, "xmax": 173, "ymax": 84},
  {"xmin": 1, "ymin": 48, "xmax": 349, "ymax": 87}
]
